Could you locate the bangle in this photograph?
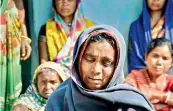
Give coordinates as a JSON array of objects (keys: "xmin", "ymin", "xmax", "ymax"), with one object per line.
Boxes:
[
  {"xmin": 165, "ymin": 91, "xmax": 171, "ymax": 103},
  {"xmin": 21, "ymin": 36, "xmax": 31, "ymax": 44}
]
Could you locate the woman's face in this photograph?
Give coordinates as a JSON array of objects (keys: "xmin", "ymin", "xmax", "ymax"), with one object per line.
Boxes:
[
  {"xmin": 37, "ymin": 71, "xmax": 62, "ymax": 99},
  {"xmin": 145, "ymin": 45, "xmax": 172, "ymax": 77},
  {"xmin": 55, "ymin": 0, "xmax": 77, "ymax": 19},
  {"xmin": 80, "ymin": 41, "xmax": 116, "ymax": 90},
  {"xmin": 147, "ymin": 0, "xmax": 166, "ymax": 12}
]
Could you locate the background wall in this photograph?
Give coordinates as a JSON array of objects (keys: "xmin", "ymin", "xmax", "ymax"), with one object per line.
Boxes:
[{"xmin": 24, "ymin": 0, "xmax": 143, "ymax": 90}]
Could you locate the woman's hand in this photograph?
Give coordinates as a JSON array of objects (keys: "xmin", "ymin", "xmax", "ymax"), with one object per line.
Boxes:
[
  {"xmin": 140, "ymin": 86, "xmax": 163, "ymax": 100},
  {"xmin": 20, "ymin": 40, "xmax": 31, "ymax": 60},
  {"xmin": 140, "ymin": 86, "xmax": 153, "ymax": 100},
  {"xmin": 154, "ymin": 103, "xmax": 168, "ymax": 111},
  {"xmin": 155, "ymin": 74, "xmax": 167, "ymax": 91}
]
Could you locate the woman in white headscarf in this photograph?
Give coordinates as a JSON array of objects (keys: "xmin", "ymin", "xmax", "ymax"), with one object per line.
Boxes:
[{"xmin": 13, "ymin": 62, "xmax": 69, "ymax": 111}]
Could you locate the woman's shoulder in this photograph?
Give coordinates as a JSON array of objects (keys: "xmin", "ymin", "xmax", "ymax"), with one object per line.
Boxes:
[
  {"xmin": 39, "ymin": 18, "xmax": 56, "ymax": 36},
  {"xmin": 130, "ymin": 19, "xmax": 141, "ymax": 29},
  {"xmin": 129, "ymin": 15, "xmax": 143, "ymax": 29},
  {"xmin": 39, "ymin": 24, "xmax": 46, "ymax": 36}
]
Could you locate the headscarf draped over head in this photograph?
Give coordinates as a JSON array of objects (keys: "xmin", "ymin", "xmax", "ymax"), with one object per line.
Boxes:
[
  {"xmin": 47, "ymin": 0, "xmax": 95, "ymax": 61},
  {"xmin": 46, "ymin": 0, "xmax": 95, "ymax": 75},
  {"xmin": 71, "ymin": 25, "xmax": 126, "ymax": 88},
  {"xmin": 46, "ymin": 25, "xmax": 155, "ymax": 111},
  {"xmin": 14, "ymin": 62, "xmax": 69, "ymax": 111},
  {"xmin": 128, "ymin": 0, "xmax": 173, "ymax": 72}
]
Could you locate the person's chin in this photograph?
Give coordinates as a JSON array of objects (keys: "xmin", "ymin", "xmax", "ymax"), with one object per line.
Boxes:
[
  {"xmin": 87, "ymin": 84, "xmax": 103, "ymax": 90},
  {"xmin": 154, "ymin": 71, "xmax": 163, "ymax": 76},
  {"xmin": 43, "ymin": 93, "xmax": 51, "ymax": 99}
]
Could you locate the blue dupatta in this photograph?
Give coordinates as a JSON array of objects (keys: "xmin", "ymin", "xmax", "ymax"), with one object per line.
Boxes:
[{"xmin": 128, "ymin": 0, "xmax": 173, "ymax": 72}]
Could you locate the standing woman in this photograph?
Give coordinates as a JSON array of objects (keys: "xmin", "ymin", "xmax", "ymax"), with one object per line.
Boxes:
[
  {"xmin": 128, "ymin": 0, "xmax": 173, "ymax": 73},
  {"xmin": 0, "ymin": 0, "xmax": 31, "ymax": 110},
  {"xmin": 38, "ymin": 0, "xmax": 95, "ymax": 74}
]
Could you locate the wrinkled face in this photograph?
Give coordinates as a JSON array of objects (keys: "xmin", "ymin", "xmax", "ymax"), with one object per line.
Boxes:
[
  {"xmin": 37, "ymin": 71, "xmax": 62, "ymax": 99},
  {"xmin": 147, "ymin": 0, "xmax": 166, "ymax": 12},
  {"xmin": 145, "ymin": 45, "xmax": 172, "ymax": 77},
  {"xmin": 55, "ymin": 0, "xmax": 77, "ymax": 19},
  {"xmin": 80, "ymin": 41, "xmax": 116, "ymax": 90}
]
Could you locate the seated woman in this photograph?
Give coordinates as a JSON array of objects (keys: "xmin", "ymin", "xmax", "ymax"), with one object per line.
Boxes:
[
  {"xmin": 128, "ymin": 0, "xmax": 173, "ymax": 73},
  {"xmin": 45, "ymin": 25, "xmax": 155, "ymax": 111},
  {"xmin": 125, "ymin": 38, "xmax": 173, "ymax": 111},
  {"xmin": 38, "ymin": 0, "xmax": 95, "ymax": 74},
  {"xmin": 13, "ymin": 62, "xmax": 69, "ymax": 111}
]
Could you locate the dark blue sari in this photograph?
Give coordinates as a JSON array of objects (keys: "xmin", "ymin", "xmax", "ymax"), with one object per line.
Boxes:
[{"xmin": 128, "ymin": 0, "xmax": 173, "ymax": 73}]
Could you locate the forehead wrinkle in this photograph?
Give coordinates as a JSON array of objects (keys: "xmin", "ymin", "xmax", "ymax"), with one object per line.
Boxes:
[
  {"xmin": 38, "ymin": 72, "xmax": 59, "ymax": 80},
  {"xmin": 85, "ymin": 42, "xmax": 115, "ymax": 59},
  {"xmin": 84, "ymin": 53, "xmax": 96, "ymax": 58}
]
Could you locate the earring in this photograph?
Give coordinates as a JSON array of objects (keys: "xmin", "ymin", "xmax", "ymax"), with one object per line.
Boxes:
[{"xmin": 144, "ymin": 61, "xmax": 147, "ymax": 64}]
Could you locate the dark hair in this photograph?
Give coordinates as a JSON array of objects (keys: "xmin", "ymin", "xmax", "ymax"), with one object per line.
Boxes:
[
  {"xmin": 146, "ymin": 38, "xmax": 173, "ymax": 58},
  {"xmin": 88, "ymin": 33, "xmax": 116, "ymax": 50}
]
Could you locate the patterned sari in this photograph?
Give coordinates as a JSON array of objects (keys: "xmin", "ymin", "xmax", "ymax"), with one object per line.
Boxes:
[
  {"xmin": 0, "ymin": 6, "xmax": 22, "ymax": 111},
  {"xmin": 151, "ymin": 16, "xmax": 165, "ymax": 39},
  {"xmin": 124, "ymin": 69, "xmax": 173, "ymax": 111},
  {"xmin": 46, "ymin": 0, "xmax": 95, "ymax": 75}
]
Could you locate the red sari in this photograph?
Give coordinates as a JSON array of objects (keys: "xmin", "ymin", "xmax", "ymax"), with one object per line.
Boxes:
[{"xmin": 124, "ymin": 69, "xmax": 173, "ymax": 111}]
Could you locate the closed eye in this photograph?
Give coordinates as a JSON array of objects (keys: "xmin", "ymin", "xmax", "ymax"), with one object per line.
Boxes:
[
  {"xmin": 83, "ymin": 54, "xmax": 96, "ymax": 62},
  {"xmin": 102, "ymin": 58, "xmax": 114, "ymax": 67}
]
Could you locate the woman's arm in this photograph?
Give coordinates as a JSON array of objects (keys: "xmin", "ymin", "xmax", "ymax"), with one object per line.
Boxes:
[
  {"xmin": 14, "ymin": 0, "xmax": 31, "ymax": 60},
  {"xmin": 14, "ymin": 0, "xmax": 27, "ymax": 36},
  {"xmin": 143, "ymin": 88, "xmax": 173, "ymax": 106},
  {"xmin": 38, "ymin": 38, "xmax": 49, "ymax": 64},
  {"xmin": 38, "ymin": 25, "xmax": 49, "ymax": 64},
  {"xmin": 13, "ymin": 104, "xmax": 31, "ymax": 111}
]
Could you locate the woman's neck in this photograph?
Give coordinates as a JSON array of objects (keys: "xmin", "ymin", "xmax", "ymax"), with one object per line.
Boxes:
[
  {"xmin": 150, "ymin": 11, "xmax": 163, "ymax": 28},
  {"xmin": 149, "ymin": 75, "xmax": 158, "ymax": 82},
  {"xmin": 62, "ymin": 16, "xmax": 73, "ymax": 25},
  {"xmin": 147, "ymin": 69, "xmax": 158, "ymax": 82}
]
